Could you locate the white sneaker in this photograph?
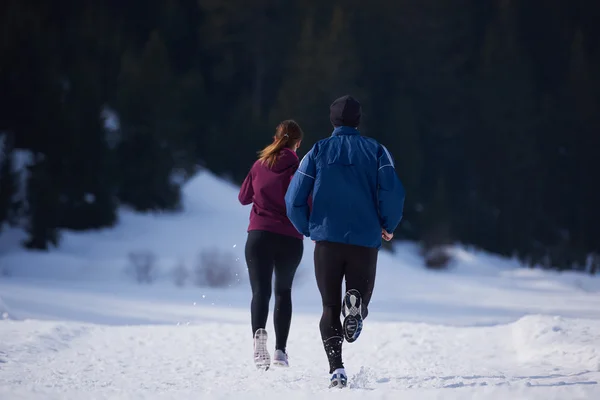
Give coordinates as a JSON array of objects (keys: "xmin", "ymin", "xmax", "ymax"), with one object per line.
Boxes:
[
  {"xmin": 329, "ymin": 368, "xmax": 348, "ymax": 388},
  {"xmin": 273, "ymin": 349, "xmax": 289, "ymax": 367},
  {"xmin": 253, "ymin": 328, "xmax": 270, "ymax": 370}
]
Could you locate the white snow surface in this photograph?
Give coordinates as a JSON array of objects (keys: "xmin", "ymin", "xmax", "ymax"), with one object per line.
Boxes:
[{"xmin": 1, "ymin": 169, "xmax": 600, "ymax": 399}]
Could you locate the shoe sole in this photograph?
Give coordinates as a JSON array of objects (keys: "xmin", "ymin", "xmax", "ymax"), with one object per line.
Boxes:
[
  {"xmin": 329, "ymin": 377, "xmax": 348, "ymax": 389},
  {"xmin": 253, "ymin": 328, "xmax": 270, "ymax": 370},
  {"xmin": 272, "ymin": 360, "xmax": 289, "ymax": 367},
  {"xmin": 342, "ymin": 289, "xmax": 363, "ymax": 343}
]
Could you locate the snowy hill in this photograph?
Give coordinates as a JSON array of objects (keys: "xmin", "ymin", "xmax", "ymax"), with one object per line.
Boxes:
[{"xmin": 1, "ymin": 169, "xmax": 600, "ymax": 399}]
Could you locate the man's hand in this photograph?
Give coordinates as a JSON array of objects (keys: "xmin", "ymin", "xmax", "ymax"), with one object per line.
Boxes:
[{"xmin": 382, "ymin": 229, "xmax": 393, "ymax": 241}]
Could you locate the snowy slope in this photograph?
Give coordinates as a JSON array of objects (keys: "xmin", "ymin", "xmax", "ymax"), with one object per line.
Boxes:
[{"xmin": 1, "ymin": 169, "xmax": 600, "ymax": 399}]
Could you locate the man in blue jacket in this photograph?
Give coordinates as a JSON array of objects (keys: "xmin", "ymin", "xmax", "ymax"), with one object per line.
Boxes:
[{"xmin": 285, "ymin": 95, "xmax": 405, "ymax": 388}]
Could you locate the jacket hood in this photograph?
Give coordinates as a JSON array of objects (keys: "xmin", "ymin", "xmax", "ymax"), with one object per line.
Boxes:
[{"xmin": 270, "ymin": 148, "xmax": 299, "ymax": 172}]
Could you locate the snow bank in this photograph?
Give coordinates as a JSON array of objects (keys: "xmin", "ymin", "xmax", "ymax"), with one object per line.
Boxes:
[{"xmin": 511, "ymin": 315, "xmax": 600, "ymax": 372}]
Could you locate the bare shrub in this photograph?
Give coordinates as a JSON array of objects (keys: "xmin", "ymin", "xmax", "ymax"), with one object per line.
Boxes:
[
  {"xmin": 172, "ymin": 260, "xmax": 189, "ymax": 287},
  {"xmin": 421, "ymin": 245, "xmax": 453, "ymax": 270},
  {"xmin": 194, "ymin": 248, "xmax": 240, "ymax": 288},
  {"xmin": 420, "ymin": 214, "xmax": 453, "ymax": 270},
  {"xmin": 128, "ymin": 250, "xmax": 157, "ymax": 283}
]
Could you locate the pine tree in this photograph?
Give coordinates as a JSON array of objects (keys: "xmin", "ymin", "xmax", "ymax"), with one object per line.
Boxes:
[
  {"xmin": 421, "ymin": 176, "xmax": 453, "ymax": 269},
  {"xmin": 392, "ymin": 0, "xmax": 481, "ymax": 247},
  {"xmin": 54, "ymin": 27, "xmax": 119, "ymax": 230},
  {"xmin": 0, "ymin": 0, "xmax": 66, "ymax": 249},
  {"xmin": 24, "ymin": 156, "xmax": 61, "ymax": 250},
  {"xmin": 114, "ymin": 31, "xmax": 183, "ymax": 211},
  {"xmin": 0, "ymin": 134, "xmax": 15, "ymax": 229},
  {"xmin": 566, "ymin": 28, "xmax": 600, "ymax": 260},
  {"xmin": 197, "ymin": 0, "xmax": 295, "ymax": 121},
  {"xmin": 378, "ymin": 93, "xmax": 422, "ymax": 240},
  {"xmin": 271, "ymin": 5, "xmax": 365, "ymax": 149},
  {"xmin": 471, "ymin": 0, "xmax": 543, "ymax": 258}
]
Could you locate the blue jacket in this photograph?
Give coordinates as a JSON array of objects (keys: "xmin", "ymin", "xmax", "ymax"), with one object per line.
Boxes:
[{"xmin": 285, "ymin": 126, "xmax": 405, "ymax": 249}]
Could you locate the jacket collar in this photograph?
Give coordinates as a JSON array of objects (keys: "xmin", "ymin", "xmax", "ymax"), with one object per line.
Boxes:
[{"xmin": 332, "ymin": 126, "xmax": 360, "ymax": 136}]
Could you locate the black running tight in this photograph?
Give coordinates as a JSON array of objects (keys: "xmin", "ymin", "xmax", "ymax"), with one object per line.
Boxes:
[
  {"xmin": 245, "ymin": 230, "xmax": 303, "ymax": 351},
  {"xmin": 314, "ymin": 240, "xmax": 378, "ymax": 372}
]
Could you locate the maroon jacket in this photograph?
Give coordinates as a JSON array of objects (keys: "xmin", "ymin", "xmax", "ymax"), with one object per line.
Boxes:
[{"xmin": 238, "ymin": 148, "xmax": 304, "ymax": 240}]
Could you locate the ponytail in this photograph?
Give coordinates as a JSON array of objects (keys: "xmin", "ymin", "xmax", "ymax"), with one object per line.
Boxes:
[
  {"xmin": 258, "ymin": 135, "xmax": 290, "ymax": 168},
  {"xmin": 258, "ymin": 120, "xmax": 304, "ymax": 168}
]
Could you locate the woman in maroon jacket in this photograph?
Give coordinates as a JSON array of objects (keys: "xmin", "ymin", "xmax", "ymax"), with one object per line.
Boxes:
[{"xmin": 238, "ymin": 120, "xmax": 305, "ymax": 370}]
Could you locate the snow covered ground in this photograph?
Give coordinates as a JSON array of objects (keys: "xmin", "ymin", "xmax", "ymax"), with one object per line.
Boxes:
[{"xmin": 1, "ymin": 170, "xmax": 600, "ymax": 399}]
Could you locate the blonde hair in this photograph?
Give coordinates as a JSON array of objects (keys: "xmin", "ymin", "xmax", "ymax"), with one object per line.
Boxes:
[{"xmin": 258, "ymin": 120, "xmax": 304, "ymax": 168}]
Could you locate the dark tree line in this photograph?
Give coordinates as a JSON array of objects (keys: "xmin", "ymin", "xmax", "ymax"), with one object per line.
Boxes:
[{"xmin": 1, "ymin": 0, "xmax": 599, "ymax": 271}]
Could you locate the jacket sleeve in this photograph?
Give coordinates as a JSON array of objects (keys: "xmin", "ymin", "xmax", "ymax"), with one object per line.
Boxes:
[
  {"xmin": 377, "ymin": 144, "xmax": 406, "ymax": 233},
  {"xmin": 290, "ymin": 172, "xmax": 313, "ymax": 212},
  {"xmin": 238, "ymin": 168, "xmax": 254, "ymax": 205},
  {"xmin": 285, "ymin": 147, "xmax": 316, "ymax": 236}
]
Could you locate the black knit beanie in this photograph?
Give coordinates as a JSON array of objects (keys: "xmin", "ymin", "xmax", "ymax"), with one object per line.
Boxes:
[{"xmin": 330, "ymin": 95, "xmax": 361, "ymax": 128}]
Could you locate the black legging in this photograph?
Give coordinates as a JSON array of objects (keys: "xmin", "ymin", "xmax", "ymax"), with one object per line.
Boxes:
[
  {"xmin": 245, "ymin": 230, "xmax": 303, "ymax": 351},
  {"xmin": 314, "ymin": 240, "xmax": 378, "ymax": 373}
]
